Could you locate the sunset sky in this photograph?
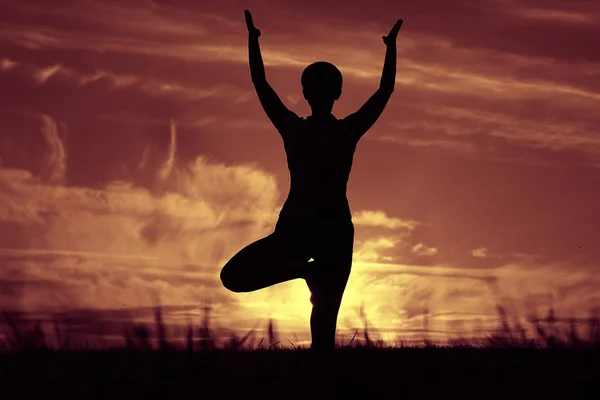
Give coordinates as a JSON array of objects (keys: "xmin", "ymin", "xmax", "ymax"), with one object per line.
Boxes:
[{"xmin": 1, "ymin": 0, "xmax": 599, "ymax": 346}]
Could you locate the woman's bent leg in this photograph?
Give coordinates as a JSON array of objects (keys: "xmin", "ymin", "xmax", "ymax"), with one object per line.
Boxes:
[{"xmin": 220, "ymin": 231, "xmax": 310, "ymax": 293}]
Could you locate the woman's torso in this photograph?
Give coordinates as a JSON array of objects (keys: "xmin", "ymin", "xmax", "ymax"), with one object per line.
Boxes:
[{"xmin": 278, "ymin": 114, "xmax": 359, "ymax": 222}]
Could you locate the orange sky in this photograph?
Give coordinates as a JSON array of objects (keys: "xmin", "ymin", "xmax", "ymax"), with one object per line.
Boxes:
[{"xmin": 1, "ymin": 0, "xmax": 599, "ymax": 346}]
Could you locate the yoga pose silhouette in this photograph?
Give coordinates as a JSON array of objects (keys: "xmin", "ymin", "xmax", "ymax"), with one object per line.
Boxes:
[{"xmin": 220, "ymin": 10, "xmax": 402, "ymax": 350}]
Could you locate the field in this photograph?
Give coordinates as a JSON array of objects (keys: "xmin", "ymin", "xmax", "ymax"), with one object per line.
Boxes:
[
  {"xmin": 1, "ymin": 306, "xmax": 600, "ymax": 399},
  {"xmin": 2, "ymin": 347, "xmax": 599, "ymax": 398}
]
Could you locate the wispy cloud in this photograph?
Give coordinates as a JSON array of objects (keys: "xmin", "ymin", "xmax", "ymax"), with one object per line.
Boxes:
[
  {"xmin": 513, "ymin": 7, "xmax": 596, "ymax": 24},
  {"xmin": 39, "ymin": 115, "xmax": 66, "ymax": 184},
  {"xmin": 0, "ymin": 58, "xmax": 18, "ymax": 71},
  {"xmin": 472, "ymin": 247, "xmax": 489, "ymax": 258},
  {"xmin": 412, "ymin": 243, "xmax": 438, "ymax": 257},
  {"xmin": 352, "ymin": 210, "xmax": 418, "ymax": 230},
  {"xmin": 488, "ymin": 0, "xmax": 600, "ymax": 25}
]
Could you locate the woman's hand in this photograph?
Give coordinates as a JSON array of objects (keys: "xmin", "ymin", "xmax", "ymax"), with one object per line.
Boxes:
[
  {"xmin": 382, "ymin": 19, "xmax": 403, "ymax": 46},
  {"xmin": 245, "ymin": 10, "xmax": 261, "ymax": 38}
]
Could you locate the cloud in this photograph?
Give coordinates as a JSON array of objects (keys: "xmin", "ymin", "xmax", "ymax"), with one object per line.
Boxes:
[
  {"xmin": 0, "ymin": 115, "xmax": 284, "ymax": 324},
  {"xmin": 411, "ymin": 243, "xmax": 438, "ymax": 257},
  {"xmin": 513, "ymin": 7, "xmax": 595, "ymax": 24},
  {"xmin": 11, "ymin": 61, "xmax": 228, "ymax": 102},
  {"xmin": 378, "ymin": 135, "xmax": 478, "ymax": 154},
  {"xmin": 156, "ymin": 120, "xmax": 177, "ymax": 182},
  {"xmin": 33, "ymin": 64, "xmax": 62, "ymax": 83},
  {"xmin": 348, "ymin": 258, "xmax": 600, "ymax": 336},
  {"xmin": 489, "ymin": 0, "xmax": 599, "ymax": 25},
  {"xmin": 472, "ymin": 247, "xmax": 489, "ymax": 258},
  {"xmin": 2, "ymin": 0, "xmax": 599, "ymax": 171},
  {"xmin": 0, "ymin": 58, "xmax": 18, "ymax": 71},
  {"xmin": 354, "ymin": 236, "xmax": 400, "ymax": 263},
  {"xmin": 39, "ymin": 115, "xmax": 67, "ymax": 184},
  {"xmin": 352, "ymin": 210, "xmax": 418, "ymax": 230}
]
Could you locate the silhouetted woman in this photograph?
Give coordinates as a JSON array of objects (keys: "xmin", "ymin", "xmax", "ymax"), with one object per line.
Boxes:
[{"xmin": 221, "ymin": 10, "xmax": 403, "ymax": 350}]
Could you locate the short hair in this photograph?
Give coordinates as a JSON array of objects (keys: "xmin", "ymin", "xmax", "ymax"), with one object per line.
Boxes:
[{"xmin": 301, "ymin": 61, "xmax": 343, "ymax": 99}]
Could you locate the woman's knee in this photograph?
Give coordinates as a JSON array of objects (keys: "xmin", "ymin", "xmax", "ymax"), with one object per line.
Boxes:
[{"xmin": 220, "ymin": 262, "xmax": 246, "ymax": 293}]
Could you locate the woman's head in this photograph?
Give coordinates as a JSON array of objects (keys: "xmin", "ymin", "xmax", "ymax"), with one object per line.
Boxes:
[{"xmin": 301, "ymin": 62, "xmax": 343, "ymax": 107}]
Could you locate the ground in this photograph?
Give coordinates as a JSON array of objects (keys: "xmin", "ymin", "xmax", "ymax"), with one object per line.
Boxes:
[{"xmin": 1, "ymin": 347, "xmax": 599, "ymax": 399}]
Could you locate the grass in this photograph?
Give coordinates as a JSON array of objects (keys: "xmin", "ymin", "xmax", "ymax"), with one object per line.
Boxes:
[
  {"xmin": 3, "ymin": 302, "xmax": 600, "ymax": 351},
  {"xmin": 1, "ymin": 304, "xmax": 599, "ymax": 398}
]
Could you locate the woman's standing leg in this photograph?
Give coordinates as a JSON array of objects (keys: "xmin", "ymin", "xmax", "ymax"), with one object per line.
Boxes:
[{"xmin": 306, "ymin": 221, "xmax": 355, "ymax": 350}]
